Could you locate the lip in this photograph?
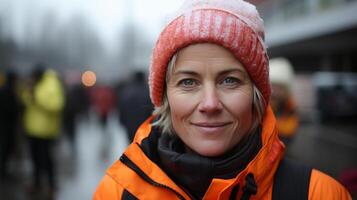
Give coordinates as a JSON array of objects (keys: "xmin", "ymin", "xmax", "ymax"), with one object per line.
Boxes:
[
  {"xmin": 191, "ymin": 122, "xmax": 232, "ymax": 127},
  {"xmin": 191, "ymin": 122, "xmax": 232, "ymax": 134}
]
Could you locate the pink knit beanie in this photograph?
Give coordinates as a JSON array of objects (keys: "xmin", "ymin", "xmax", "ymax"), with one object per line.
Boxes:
[{"xmin": 149, "ymin": 0, "xmax": 270, "ymax": 107}]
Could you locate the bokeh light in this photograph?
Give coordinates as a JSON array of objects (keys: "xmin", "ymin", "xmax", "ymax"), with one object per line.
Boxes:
[{"xmin": 81, "ymin": 70, "xmax": 96, "ymax": 87}]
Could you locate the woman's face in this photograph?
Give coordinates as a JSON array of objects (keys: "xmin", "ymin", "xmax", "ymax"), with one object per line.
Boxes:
[{"xmin": 167, "ymin": 43, "xmax": 254, "ymax": 157}]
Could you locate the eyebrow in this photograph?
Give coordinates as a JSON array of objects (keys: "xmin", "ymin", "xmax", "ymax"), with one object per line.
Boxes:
[
  {"xmin": 218, "ymin": 68, "xmax": 247, "ymax": 76},
  {"xmin": 174, "ymin": 68, "xmax": 246, "ymax": 76},
  {"xmin": 173, "ymin": 70, "xmax": 198, "ymax": 76}
]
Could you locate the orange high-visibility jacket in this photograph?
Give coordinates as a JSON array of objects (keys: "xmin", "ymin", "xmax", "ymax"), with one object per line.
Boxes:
[
  {"xmin": 94, "ymin": 106, "xmax": 351, "ymax": 200},
  {"xmin": 276, "ymin": 97, "xmax": 299, "ymax": 138}
]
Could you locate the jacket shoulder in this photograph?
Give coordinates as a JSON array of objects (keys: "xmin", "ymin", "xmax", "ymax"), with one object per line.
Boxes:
[
  {"xmin": 94, "ymin": 173, "xmax": 124, "ymax": 200},
  {"xmin": 308, "ymin": 169, "xmax": 352, "ymax": 200},
  {"xmin": 94, "ymin": 158, "xmax": 146, "ymax": 200},
  {"xmin": 93, "ymin": 160, "xmax": 126, "ymax": 200}
]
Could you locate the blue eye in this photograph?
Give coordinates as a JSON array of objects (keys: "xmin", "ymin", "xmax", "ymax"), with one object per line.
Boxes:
[
  {"xmin": 222, "ymin": 77, "xmax": 239, "ymax": 85},
  {"xmin": 178, "ymin": 79, "xmax": 196, "ymax": 87}
]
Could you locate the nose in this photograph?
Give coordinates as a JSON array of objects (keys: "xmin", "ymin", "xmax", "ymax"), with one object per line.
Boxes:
[{"xmin": 198, "ymin": 85, "xmax": 223, "ymax": 114}]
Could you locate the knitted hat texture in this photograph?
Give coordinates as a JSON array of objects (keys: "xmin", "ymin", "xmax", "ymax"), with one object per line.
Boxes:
[{"xmin": 149, "ymin": 0, "xmax": 270, "ymax": 107}]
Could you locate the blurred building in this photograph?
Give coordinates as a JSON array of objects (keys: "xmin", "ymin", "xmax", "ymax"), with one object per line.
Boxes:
[
  {"xmin": 249, "ymin": 0, "xmax": 357, "ymax": 122},
  {"xmin": 252, "ymin": 0, "xmax": 357, "ymax": 72}
]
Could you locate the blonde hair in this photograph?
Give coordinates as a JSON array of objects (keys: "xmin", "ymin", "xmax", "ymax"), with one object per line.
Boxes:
[{"xmin": 152, "ymin": 54, "xmax": 266, "ymax": 135}]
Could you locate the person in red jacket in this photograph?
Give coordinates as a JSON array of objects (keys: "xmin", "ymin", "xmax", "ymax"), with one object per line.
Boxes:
[
  {"xmin": 94, "ymin": 0, "xmax": 352, "ymax": 199},
  {"xmin": 90, "ymin": 85, "xmax": 116, "ymax": 127}
]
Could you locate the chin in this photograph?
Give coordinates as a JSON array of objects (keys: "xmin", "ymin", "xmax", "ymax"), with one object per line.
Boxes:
[{"xmin": 192, "ymin": 143, "xmax": 227, "ymax": 157}]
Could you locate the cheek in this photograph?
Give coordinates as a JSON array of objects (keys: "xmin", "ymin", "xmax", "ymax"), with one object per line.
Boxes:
[
  {"xmin": 222, "ymin": 89, "xmax": 253, "ymax": 122},
  {"xmin": 167, "ymin": 90, "xmax": 196, "ymax": 122}
]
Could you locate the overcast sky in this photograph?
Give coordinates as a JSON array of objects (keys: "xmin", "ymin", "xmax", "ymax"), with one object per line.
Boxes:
[{"xmin": 0, "ymin": 0, "xmax": 183, "ymax": 48}]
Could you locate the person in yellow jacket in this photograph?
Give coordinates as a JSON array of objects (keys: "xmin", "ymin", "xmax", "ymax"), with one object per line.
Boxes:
[
  {"xmin": 21, "ymin": 65, "xmax": 64, "ymax": 198},
  {"xmin": 94, "ymin": 0, "xmax": 352, "ymax": 199}
]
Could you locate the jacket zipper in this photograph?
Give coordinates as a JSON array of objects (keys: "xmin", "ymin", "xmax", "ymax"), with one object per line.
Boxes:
[{"xmin": 120, "ymin": 154, "xmax": 187, "ymax": 200}]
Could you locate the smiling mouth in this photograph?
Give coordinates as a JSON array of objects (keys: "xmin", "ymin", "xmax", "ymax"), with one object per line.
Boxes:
[
  {"xmin": 190, "ymin": 122, "xmax": 232, "ymax": 134},
  {"xmin": 191, "ymin": 122, "xmax": 232, "ymax": 128}
]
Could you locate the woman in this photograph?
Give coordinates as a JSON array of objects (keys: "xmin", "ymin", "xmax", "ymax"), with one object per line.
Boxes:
[{"xmin": 94, "ymin": 0, "xmax": 351, "ymax": 199}]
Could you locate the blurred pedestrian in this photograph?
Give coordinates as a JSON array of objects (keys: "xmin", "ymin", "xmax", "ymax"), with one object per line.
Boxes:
[
  {"xmin": 94, "ymin": 0, "xmax": 352, "ymax": 199},
  {"xmin": 21, "ymin": 64, "xmax": 64, "ymax": 198},
  {"xmin": 118, "ymin": 71, "xmax": 153, "ymax": 142},
  {"xmin": 0, "ymin": 70, "xmax": 20, "ymax": 180},
  {"xmin": 63, "ymin": 83, "xmax": 88, "ymax": 152},
  {"xmin": 90, "ymin": 85, "xmax": 116, "ymax": 128},
  {"xmin": 63, "ymin": 85, "xmax": 78, "ymax": 152},
  {"xmin": 269, "ymin": 58, "xmax": 299, "ymax": 145}
]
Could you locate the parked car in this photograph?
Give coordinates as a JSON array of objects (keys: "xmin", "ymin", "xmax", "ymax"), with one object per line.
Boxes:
[{"xmin": 313, "ymin": 71, "xmax": 357, "ymax": 122}]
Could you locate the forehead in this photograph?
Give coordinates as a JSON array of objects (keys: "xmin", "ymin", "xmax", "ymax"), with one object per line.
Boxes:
[
  {"xmin": 172, "ymin": 43, "xmax": 247, "ymax": 75},
  {"xmin": 177, "ymin": 43, "xmax": 237, "ymax": 62}
]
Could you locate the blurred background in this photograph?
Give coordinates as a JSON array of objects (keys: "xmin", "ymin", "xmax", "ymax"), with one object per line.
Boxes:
[{"xmin": 0, "ymin": 0, "xmax": 356, "ymax": 199}]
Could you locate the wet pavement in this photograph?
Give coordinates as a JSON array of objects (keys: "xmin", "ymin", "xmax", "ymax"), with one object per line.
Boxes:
[
  {"xmin": 288, "ymin": 122, "xmax": 357, "ymax": 178},
  {"xmin": 0, "ymin": 111, "xmax": 356, "ymax": 199},
  {"xmin": 0, "ymin": 112, "xmax": 129, "ymax": 200}
]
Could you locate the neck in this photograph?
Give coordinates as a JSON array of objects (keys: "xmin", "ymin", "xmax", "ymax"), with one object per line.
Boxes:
[{"xmin": 157, "ymin": 127, "xmax": 262, "ymax": 198}]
